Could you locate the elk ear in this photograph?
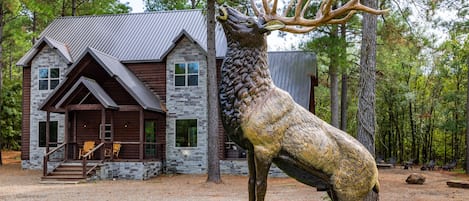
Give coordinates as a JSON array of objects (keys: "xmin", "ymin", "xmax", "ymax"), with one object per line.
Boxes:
[{"xmin": 261, "ymin": 20, "xmax": 285, "ymax": 33}]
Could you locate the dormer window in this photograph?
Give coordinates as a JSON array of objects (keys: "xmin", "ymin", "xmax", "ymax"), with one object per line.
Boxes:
[
  {"xmin": 174, "ymin": 62, "xmax": 199, "ymax": 86},
  {"xmin": 39, "ymin": 67, "xmax": 60, "ymax": 90}
]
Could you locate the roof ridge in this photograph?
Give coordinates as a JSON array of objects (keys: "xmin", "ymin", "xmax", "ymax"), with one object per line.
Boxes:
[{"xmin": 56, "ymin": 9, "xmax": 203, "ymax": 20}]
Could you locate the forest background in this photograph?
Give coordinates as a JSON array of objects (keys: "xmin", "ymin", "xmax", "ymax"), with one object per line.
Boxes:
[{"xmin": 0, "ymin": 0, "xmax": 468, "ymax": 170}]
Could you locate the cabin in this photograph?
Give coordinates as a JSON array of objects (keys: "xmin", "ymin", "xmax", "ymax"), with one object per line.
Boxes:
[{"xmin": 17, "ymin": 10, "xmax": 317, "ymax": 182}]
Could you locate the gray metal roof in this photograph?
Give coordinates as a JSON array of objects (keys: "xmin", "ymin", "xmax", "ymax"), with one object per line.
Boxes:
[
  {"xmin": 19, "ymin": 37, "xmax": 73, "ymax": 65},
  {"xmin": 87, "ymin": 47, "xmax": 165, "ymax": 112},
  {"xmin": 55, "ymin": 76, "xmax": 119, "ymax": 109},
  {"xmin": 17, "ymin": 10, "xmax": 227, "ymax": 66},
  {"xmin": 268, "ymin": 51, "xmax": 317, "ymax": 109}
]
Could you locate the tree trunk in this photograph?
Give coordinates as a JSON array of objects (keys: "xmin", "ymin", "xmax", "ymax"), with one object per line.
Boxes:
[
  {"xmin": 206, "ymin": 0, "xmax": 221, "ymax": 183},
  {"xmin": 340, "ymin": 73, "xmax": 348, "ymax": 131},
  {"xmin": 340, "ymin": 23, "xmax": 348, "ymax": 131},
  {"xmin": 0, "ymin": 2, "xmax": 4, "ymax": 166},
  {"xmin": 329, "ymin": 25, "xmax": 339, "ymax": 128},
  {"xmin": 357, "ymin": 0, "xmax": 378, "ymax": 200},
  {"xmin": 466, "ymin": 57, "xmax": 469, "ymax": 175},
  {"xmin": 409, "ymin": 102, "xmax": 416, "ymax": 161},
  {"xmin": 72, "ymin": 0, "xmax": 77, "ymax": 16}
]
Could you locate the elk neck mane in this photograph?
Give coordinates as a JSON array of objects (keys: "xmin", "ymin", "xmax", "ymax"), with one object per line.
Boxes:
[{"xmin": 219, "ymin": 37, "xmax": 274, "ymax": 133}]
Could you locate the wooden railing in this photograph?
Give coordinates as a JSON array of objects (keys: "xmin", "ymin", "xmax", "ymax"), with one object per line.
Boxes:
[
  {"xmin": 43, "ymin": 143, "xmax": 66, "ymax": 176},
  {"xmin": 82, "ymin": 142, "xmax": 105, "ymax": 178}
]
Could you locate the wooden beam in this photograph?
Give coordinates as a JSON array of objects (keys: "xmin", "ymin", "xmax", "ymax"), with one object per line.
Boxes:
[
  {"xmin": 101, "ymin": 108, "xmax": 106, "ymax": 159},
  {"xmin": 139, "ymin": 108, "xmax": 144, "ymax": 160},
  {"xmin": 119, "ymin": 105, "xmax": 141, "ymax": 111},
  {"xmin": 46, "ymin": 112, "xmax": 50, "ymax": 153},
  {"xmin": 68, "ymin": 104, "xmax": 103, "ymax": 111},
  {"xmin": 64, "ymin": 110, "xmax": 69, "ymax": 161}
]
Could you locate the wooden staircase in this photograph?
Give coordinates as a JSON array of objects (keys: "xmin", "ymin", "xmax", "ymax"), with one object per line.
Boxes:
[{"xmin": 40, "ymin": 162, "xmax": 101, "ymax": 184}]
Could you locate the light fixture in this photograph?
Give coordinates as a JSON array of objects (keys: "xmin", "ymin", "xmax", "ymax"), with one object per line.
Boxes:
[
  {"xmin": 83, "ymin": 121, "xmax": 87, "ymax": 128},
  {"xmin": 124, "ymin": 122, "xmax": 129, "ymax": 128}
]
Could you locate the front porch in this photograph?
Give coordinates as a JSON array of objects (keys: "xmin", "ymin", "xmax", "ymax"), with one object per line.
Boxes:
[{"xmin": 41, "ymin": 107, "xmax": 166, "ymax": 182}]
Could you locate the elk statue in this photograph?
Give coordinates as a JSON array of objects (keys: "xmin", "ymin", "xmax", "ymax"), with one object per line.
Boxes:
[{"xmin": 217, "ymin": 1, "xmax": 387, "ymax": 201}]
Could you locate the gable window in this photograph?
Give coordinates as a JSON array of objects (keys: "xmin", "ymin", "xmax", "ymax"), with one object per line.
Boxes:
[
  {"xmin": 39, "ymin": 67, "xmax": 60, "ymax": 90},
  {"xmin": 39, "ymin": 121, "xmax": 58, "ymax": 147},
  {"xmin": 174, "ymin": 62, "xmax": 199, "ymax": 86},
  {"xmin": 175, "ymin": 119, "xmax": 197, "ymax": 147}
]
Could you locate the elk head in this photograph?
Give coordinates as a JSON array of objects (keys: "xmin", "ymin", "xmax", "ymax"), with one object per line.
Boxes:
[{"xmin": 217, "ymin": 5, "xmax": 285, "ymax": 47}]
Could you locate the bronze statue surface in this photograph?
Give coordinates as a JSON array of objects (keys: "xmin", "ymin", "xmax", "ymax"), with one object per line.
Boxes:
[{"xmin": 218, "ymin": 5, "xmax": 380, "ymax": 201}]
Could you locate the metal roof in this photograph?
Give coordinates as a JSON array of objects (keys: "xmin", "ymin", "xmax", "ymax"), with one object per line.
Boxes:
[
  {"xmin": 19, "ymin": 37, "xmax": 73, "ymax": 65},
  {"xmin": 55, "ymin": 76, "xmax": 118, "ymax": 109},
  {"xmin": 17, "ymin": 10, "xmax": 227, "ymax": 66},
  {"xmin": 87, "ymin": 47, "xmax": 165, "ymax": 112},
  {"xmin": 268, "ymin": 51, "xmax": 317, "ymax": 109}
]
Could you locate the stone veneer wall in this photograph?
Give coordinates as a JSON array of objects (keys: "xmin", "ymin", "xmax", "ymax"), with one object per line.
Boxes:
[
  {"xmin": 220, "ymin": 160, "xmax": 287, "ymax": 177},
  {"xmin": 23, "ymin": 46, "xmax": 68, "ymax": 169},
  {"xmin": 96, "ymin": 162, "xmax": 162, "ymax": 180},
  {"xmin": 165, "ymin": 37, "xmax": 208, "ymax": 174}
]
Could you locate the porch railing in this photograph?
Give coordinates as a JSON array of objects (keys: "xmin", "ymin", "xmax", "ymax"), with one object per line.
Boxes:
[
  {"xmin": 82, "ymin": 142, "xmax": 105, "ymax": 178},
  {"xmin": 43, "ymin": 143, "xmax": 66, "ymax": 176}
]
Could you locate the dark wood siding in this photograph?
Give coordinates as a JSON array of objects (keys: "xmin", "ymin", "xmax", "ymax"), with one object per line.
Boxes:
[
  {"xmin": 216, "ymin": 59, "xmax": 227, "ymax": 159},
  {"xmin": 127, "ymin": 62, "xmax": 166, "ymax": 104},
  {"xmin": 21, "ymin": 67, "xmax": 31, "ymax": 160},
  {"xmin": 74, "ymin": 110, "xmax": 165, "ymax": 160}
]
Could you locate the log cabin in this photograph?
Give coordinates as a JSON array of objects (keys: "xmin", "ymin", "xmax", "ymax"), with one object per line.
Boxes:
[{"xmin": 17, "ymin": 10, "xmax": 317, "ymax": 182}]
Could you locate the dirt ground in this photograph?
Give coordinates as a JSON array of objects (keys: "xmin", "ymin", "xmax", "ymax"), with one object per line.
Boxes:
[{"xmin": 1, "ymin": 151, "xmax": 468, "ymax": 201}]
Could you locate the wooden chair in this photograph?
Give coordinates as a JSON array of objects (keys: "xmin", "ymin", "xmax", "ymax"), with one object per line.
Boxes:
[
  {"xmin": 105, "ymin": 142, "xmax": 121, "ymax": 159},
  {"xmin": 79, "ymin": 141, "xmax": 95, "ymax": 159}
]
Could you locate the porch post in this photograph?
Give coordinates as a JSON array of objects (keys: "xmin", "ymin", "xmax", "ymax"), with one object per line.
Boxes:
[
  {"xmin": 73, "ymin": 111, "xmax": 77, "ymax": 158},
  {"xmin": 46, "ymin": 111, "xmax": 50, "ymax": 153},
  {"xmin": 139, "ymin": 108, "xmax": 144, "ymax": 160},
  {"xmin": 101, "ymin": 108, "xmax": 106, "ymax": 159},
  {"xmin": 64, "ymin": 110, "xmax": 69, "ymax": 161},
  {"xmin": 110, "ymin": 110, "xmax": 114, "ymax": 160}
]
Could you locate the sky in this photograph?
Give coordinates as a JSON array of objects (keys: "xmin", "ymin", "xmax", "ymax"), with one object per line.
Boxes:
[{"xmin": 120, "ymin": 0, "xmax": 145, "ymax": 13}]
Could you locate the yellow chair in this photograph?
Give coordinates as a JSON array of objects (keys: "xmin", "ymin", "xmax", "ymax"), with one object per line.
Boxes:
[
  {"xmin": 105, "ymin": 142, "xmax": 121, "ymax": 159},
  {"xmin": 79, "ymin": 141, "xmax": 95, "ymax": 159}
]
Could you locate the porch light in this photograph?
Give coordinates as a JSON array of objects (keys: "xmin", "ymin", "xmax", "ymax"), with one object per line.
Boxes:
[
  {"xmin": 83, "ymin": 121, "xmax": 87, "ymax": 128},
  {"xmin": 124, "ymin": 122, "xmax": 129, "ymax": 128}
]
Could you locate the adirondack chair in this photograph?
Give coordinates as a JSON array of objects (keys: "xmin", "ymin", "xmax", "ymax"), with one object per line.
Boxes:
[
  {"xmin": 104, "ymin": 142, "xmax": 121, "ymax": 159},
  {"xmin": 79, "ymin": 141, "xmax": 95, "ymax": 159}
]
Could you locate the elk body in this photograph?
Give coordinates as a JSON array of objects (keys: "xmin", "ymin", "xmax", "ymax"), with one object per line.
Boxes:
[{"xmin": 217, "ymin": 1, "xmax": 387, "ymax": 201}]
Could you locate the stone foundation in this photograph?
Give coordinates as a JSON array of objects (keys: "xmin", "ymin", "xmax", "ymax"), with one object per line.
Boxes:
[
  {"xmin": 220, "ymin": 160, "xmax": 287, "ymax": 177},
  {"xmin": 96, "ymin": 161, "xmax": 163, "ymax": 180}
]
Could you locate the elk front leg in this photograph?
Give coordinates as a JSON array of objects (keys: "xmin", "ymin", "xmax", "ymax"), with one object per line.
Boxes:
[
  {"xmin": 247, "ymin": 149, "xmax": 256, "ymax": 201},
  {"xmin": 254, "ymin": 150, "xmax": 272, "ymax": 201}
]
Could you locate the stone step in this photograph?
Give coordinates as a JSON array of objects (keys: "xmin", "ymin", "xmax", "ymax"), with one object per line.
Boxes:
[{"xmin": 42, "ymin": 175, "xmax": 86, "ymax": 180}]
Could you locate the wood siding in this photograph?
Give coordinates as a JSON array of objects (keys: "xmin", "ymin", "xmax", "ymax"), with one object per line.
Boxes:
[
  {"xmin": 127, "ymin": 62, "xmax": 167, "ymax": 104},
  {"xmin": 216, "ymin": 59, "xmax": 227, "ymax": 159},
  {"xmin": 21, "ymin": 67, "xmax": 31, "ymax": 160},
  {"xmin": 73, "ymin": 110, "xmax": 165, "ymax": 159}
]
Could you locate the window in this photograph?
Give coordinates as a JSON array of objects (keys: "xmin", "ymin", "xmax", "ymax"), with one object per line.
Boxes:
[
  {"xmin": 145, "ymin": 120, "xmax": 157, "ymax": 157},
  {"xmin": 175, "ymin": 119, "xmax": 197, "ymax": 147},
  {"xmin": 174, "ymin": 62, "xmax": 199, "ymax": 86},
  {"xmin": 39, "ymin": 67, "xmax": 60, "ymax": 90},
  {"xmin": 39, "ymin": 121, "xmax": 58, "ymax": 147},
  {"xmin": 100, "ymin": 124, "xmax": 112, "ymax": 140}
]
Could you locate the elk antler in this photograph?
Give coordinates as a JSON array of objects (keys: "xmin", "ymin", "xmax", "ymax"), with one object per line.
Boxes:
[{"xmin": 251, "ymin": 0, "xmax": 389, "ymax": 33}]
